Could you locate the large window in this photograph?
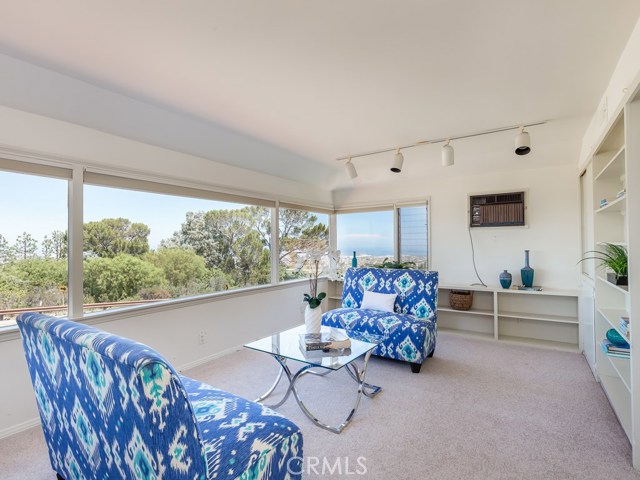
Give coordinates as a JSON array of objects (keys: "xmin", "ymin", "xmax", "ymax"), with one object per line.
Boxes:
[
  {"xmin": 278, "ymin": 207, "xmax": 329, "ymax": 280},
  {"xmin": 0, "ymin": 169, "xmax": 69, "ymax": 327},
  {"xmin": 336, "ymin": 210, "xmax": 394, "ymax": 269},
  {"xmin": 83, "ymin": 184, "xmax": 271, "ymax": 313}
]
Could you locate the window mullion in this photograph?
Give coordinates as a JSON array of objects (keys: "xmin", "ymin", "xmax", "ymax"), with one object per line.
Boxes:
[
  {"xmin": 68, "ymin": 166, "xmax": 84, "ymax": 319},
  {"xmin": 271, "ymin": 204, "xmax": 280, "ymax": 284}
]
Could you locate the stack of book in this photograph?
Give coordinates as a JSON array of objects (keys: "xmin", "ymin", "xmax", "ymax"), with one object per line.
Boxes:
[
  {"xmin": 601, "ymin": 339, "xmax": 630, "ymax": 358},
  {"xmin": 299, "ymin": 331, "xmax": 352, "ymax": 352},
  {"xmin": 619, "ymin": 316, "xmax": 631, "ymax": 341}
]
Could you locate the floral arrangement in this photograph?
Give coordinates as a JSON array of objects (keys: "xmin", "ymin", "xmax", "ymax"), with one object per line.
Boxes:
[{"xmin": 302, "ymin": 252, "xmax": 326, "ymax": 309}]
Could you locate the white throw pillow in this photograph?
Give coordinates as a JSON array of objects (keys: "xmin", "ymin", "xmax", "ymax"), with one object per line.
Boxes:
[{"xmin": 360, "ymin": 291, "xmax": 397, "ymax": 312}]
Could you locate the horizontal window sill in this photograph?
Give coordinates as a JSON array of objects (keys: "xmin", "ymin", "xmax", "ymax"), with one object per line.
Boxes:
[{"xmin": 0, "ymin": 277, "xmax": 315, "ymax": 343}]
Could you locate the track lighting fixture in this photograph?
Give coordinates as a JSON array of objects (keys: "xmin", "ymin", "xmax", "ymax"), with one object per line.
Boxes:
[
  {"xmin": 391, "ymin": 148, "xmax": 404, "ymax": 173},
  {"xmin": 441, "ymin": 140, "xmax": 454, "ymax": 167},
  {"xmin": 514, "ymin": 126, "xmax": 531, "ymax": 155},
  {"xmin": 337, "ymin": 120, "xmax": 545, "ymax": 178},
  {"xmin": 345, "ymin": 158, "xmax": 358, "ymax": 179}
]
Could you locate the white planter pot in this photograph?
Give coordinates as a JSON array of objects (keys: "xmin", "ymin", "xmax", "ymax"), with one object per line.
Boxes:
[{"xmin": 304, "ymin": 304, "xmax": 323, "ymax": 334}]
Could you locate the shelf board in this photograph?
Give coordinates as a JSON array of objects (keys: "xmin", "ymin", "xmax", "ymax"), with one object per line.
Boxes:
[
  {"xmin": 498, "ymin": 311, "xmax": 578, "ymax": 324},
  {"xmin": 437, "ymin": 328, "xmax": 494, "ymax": 341},
  {"xmin": 496, "ymin": 287, "xmax": 579, "ymax": 297},
  {"xmin": 597, "ymin": 308, "xmax": 630, "ymax": 340},
  {"xmin": 595, "ymin": 195, "xmax": 626, "ymax": 213},
  {"xmin": 497, "ymin": 335, "xmax": 579, "ymax": 352},
  {"xmin": 598, "ymin": 373, "xmax": 632, "ymax": 441},
  {"xmin": 596, "ymin": 276, "xmax": 629, "ymax": 295},
  {"xmin": 438, "ymin": 307, "xmax": 494, "ymax": 317},
  {"xmin": 594, "ymin": 145, "xmax": 625, "ymax": 180},
  {"xmin": 603, "ymin": 353, "xmax": 631, "ymax": 392},
  {"xmin": 328, "ymin": 295, "xmax": 342, "ymax": 301}
]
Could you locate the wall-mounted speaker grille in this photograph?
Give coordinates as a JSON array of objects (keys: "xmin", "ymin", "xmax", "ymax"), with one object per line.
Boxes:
[{"xmin": 470, "ymin": 192, "xmax": 525, "ymax": 227}]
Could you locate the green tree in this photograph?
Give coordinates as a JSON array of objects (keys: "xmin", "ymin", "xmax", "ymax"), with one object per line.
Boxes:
[
  {"xmin": 144, "ymin": 248, "xmax": 210, "ymax": 296},
  {"xmin": 1, "ymin": 258, "xmax": 68, "ymax": 308},
  {"xmin": 83, "ymin": 254, "xmax": 165, "ymax": 302},
  {"xmin": 84, "ymin": 218, "xmax": 150, "ymax": 258},
  {"xmin": 0, "ymin": 234, "xmax": 15, "ymax": 264},
  {"xmin": 164, "ymin": 207, "xmax": 271, "ymax": 286},
  {"xmin": 51, "ymin": 230, "xmax": 68, "ymax": 259},
  {"xmin": 14, "ymin": 232, "xmax": 38, "ymax": 260}
]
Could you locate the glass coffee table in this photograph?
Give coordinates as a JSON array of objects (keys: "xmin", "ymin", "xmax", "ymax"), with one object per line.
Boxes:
[{"xmin": 244, "ymin": 324, "xmax": 384, "ymax": 433}]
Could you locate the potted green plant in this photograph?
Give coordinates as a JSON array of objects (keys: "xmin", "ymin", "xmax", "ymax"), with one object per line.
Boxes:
[
  {"xmin": 370, "ymin": 258, "xmax": 417, "ymax": 269},
  {"xmin": 580, "ymin": 243, "xmax": 628, "ymax": 286}
]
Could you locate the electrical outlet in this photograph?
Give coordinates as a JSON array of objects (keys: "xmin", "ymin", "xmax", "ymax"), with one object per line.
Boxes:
[{"xmin": 198, "ymin": 331, "xmax": 206, "ymax": 345}]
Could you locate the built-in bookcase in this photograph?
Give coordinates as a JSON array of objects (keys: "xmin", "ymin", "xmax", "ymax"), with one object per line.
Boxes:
[
  {"xmin": 586, "ymin": 87, "xmax": 639, "ymax": 468},
  {"xmin": 327, "ymin": 280, "xmax": 579, "ymax": 351}
]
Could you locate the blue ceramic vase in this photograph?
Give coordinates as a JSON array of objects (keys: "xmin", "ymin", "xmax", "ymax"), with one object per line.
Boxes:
[
  {"xmin": 521, "ymin": 250, "xmax": 534, "ymax": 288},
  {"xmin": 499, "ymin": 270, "xmax": 512, "ymax": 289},
  {"xmin": 352, "ymin": 251, "xmax": 358, "ymax": 268}
]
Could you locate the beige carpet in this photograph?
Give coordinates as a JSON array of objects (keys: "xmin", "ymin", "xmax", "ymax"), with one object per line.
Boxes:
[{"xmin": 1, "ymin": 332, "xmax": 638, "ymax": 479}]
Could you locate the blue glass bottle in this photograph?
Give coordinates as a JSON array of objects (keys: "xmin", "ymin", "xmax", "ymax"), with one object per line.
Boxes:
[
  {"xmin": 521, "ymin": 250, "xmax": 534, "ymax": 288},
  {"xmin": 352, "ymin": 251, "xmax": 358, "ymax": 268}
]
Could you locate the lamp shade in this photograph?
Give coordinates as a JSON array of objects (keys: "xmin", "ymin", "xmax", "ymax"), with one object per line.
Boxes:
[
  {"xmin": 441, "ymin": 144, "xmax": 454, "ymax": 166},
  {"xmin": 515, "ymin": 131, "xmax": 531, "ymax": 155},
  {"xmin": 346, "ymin": 161, "xmax": 358, "ymax": 179},
  {"xmin": 391, "ymin": 151, "xmax": 404, "ymax": 173}
]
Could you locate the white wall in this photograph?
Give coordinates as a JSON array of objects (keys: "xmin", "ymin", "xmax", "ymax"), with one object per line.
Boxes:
[
  {"xmin": 0, "ymin": 105, "xmax": 332, "ymax": 207},
  {"xmin": 0, "ymin": 281, "xmax": 313, "ymax": 438},
  {"xmin": 333, "ymin": 164, "xmax": 580, "ymax": 290}
]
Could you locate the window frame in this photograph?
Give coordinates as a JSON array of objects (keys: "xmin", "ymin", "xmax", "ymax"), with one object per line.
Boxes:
[{"xmin": 333, "ymin": 198, "xmax": 431, "ymax": 271}]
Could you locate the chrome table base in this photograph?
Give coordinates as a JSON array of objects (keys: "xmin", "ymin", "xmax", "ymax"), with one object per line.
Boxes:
[{"xmin": 255, "ymin": 350, "xmax": 381, "ymax": 434}]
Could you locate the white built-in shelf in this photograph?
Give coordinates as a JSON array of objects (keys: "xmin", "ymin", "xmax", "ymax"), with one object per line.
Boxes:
[
  {"xmin": 438, "ymin": 307, "xmax": 493, "ymax": 316},
  {"xmin": 437, "ymin": 327, "xmax": 493, "ymax": 341},
  {"xmin": 594, "ymin": 145, "xmax": 626, "ymax": 180},
  {"xmin": 599, "ymin": 373, "xmax": 632, "ymax": 440},
  {"xmin": 603, "ymin": 353, "xmax": 631, "ymax": 392},
  {"xmin": 498, "ymin": 311, "xmax": 578, "ymax": 324},
  {"xmin": 596, "ymin": 275, "xmax": 629, "ymax": 295},
  {"xmin": 497, "ymin": 335, "xmax": 579, "ymax": 352},
  {"xmin": 595, "ymin": 195, "xmax": 626, "ymax": 214},
  {"xmin": 598, "ymin": 308, "xmax": 630, "ymax": 339}
]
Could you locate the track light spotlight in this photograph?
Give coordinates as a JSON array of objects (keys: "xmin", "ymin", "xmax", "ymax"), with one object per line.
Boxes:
[
  {"xmin": 515, "ymin": 127, "xmax": 531, "ymax": 155},
  {"xmin": 345, "ymin": 158, "xmax": 358, "ymax": 180},
  {"xmin": 441, "ymin": 140, "xmax": 454, "ymax": 166},
  {"xmin": 391, "ymin": 148, "xmax": 404, "ymax": 173}
]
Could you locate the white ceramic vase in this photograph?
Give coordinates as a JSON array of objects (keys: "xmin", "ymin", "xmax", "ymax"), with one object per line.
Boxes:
[{"xmin": 304, "ymin": 304, "xmax": 323, "ymax": 334}]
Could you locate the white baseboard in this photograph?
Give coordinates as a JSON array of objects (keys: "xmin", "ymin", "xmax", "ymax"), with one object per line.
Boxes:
[
  {"xmin": 176, "ymin": 343, "xmax": 243, "ymax": 373},
  {"xmin": 0, "ymin": 417, "xmax": 40, "ymax": 440}
]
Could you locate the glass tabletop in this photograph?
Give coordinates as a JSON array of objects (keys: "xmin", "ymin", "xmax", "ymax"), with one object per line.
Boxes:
[{"xmin": 244, "ymin": 325, "xmax": 385, "ymax": 370}]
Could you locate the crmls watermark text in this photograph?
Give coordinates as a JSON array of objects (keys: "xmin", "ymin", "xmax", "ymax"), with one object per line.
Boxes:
[{"xmin": 287, "ymin": 456, "xmax": 368, "ymax": 476}]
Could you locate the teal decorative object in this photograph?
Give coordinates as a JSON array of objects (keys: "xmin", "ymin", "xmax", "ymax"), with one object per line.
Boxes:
[
  {"xmin": 606, "ymin": 328, "xmax": 630, "ymax": 348},
  {"xmin": 499, "ymin": 270, "xmax": 512, "ymax": 289},
  {"xmin": 521, "ymin": 250, "xmax": 534, "ymax": 288},
  {"xmin": 352, "ymin": 251, "xmax": 358, "ymax": 268}
]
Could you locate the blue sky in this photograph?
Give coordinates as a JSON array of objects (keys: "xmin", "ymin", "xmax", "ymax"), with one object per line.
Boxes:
[{"xmin": 1, "ymin": 171, "xmax": 394, "ymax": 255}]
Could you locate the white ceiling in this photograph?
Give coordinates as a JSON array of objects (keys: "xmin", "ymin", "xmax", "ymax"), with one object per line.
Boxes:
[{"xmin": 0, "ymin": 1, "xmax": 639, "ymax": 188}]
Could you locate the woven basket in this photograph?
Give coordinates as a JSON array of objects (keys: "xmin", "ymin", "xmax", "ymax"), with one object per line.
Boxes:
[{"xmin": 449, "ymin": 290, "xmax": 473, "ymax": 311}]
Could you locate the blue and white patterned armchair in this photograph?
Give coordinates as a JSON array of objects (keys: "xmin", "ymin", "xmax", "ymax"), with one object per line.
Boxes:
[
  {"xmin": 17, "ymin": 313, "xmax": 303, "ymax": 480},
  {"xmin": 322, "ymin": 267, "xmax": 438, "ymax": 373}
]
